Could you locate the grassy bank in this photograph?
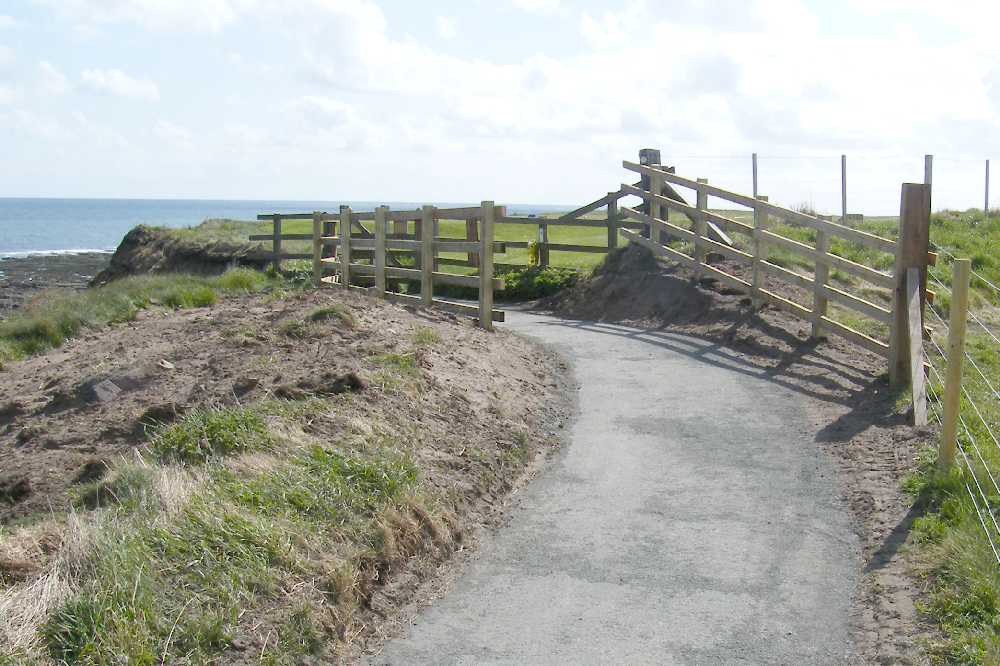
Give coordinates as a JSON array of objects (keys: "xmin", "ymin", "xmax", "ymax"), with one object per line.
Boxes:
[
  {"xmin": 1, "ymin": 356, "xmax": 454, "ymax": 663},
  {"xmin": 0, "ymin": 269, "xmax": 281, "ymax": 369},
  {"xmin": 898, "ymin": 210, "xmax": 1000, "ymax": 663}
]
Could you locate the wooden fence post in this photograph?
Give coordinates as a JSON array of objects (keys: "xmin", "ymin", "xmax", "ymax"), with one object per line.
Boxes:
[
  {"xmin": 479, "ymin": 201, "xmax": 496, "ymax": 331},
  {"xmin": 940, "ymin": 258, "xmax": 971, "ymax": 469},
  {"xmin": 906, "ymin": 267, "xmax": 928, "ymax": 426},
  {"xmin": 339, "ymin": 206, "xmax": 352, "ymax": 288},
  {"xmin": 421, "ymin": 205, "xmax": 434, "ymax": 306},
  {"xmin": 466, "ymin": 219, "xmax": 480, "ymax": 268},
  {"xmin": 413, "ymin": 217, "xmax": 423, "ymax": 272},
  {"xmin": 537, "ymin": 221, "xmax": 549, "ymax": 267},
  {"xmin": 751, "ymin": 195, "xmax": 768, "ymax": 306},
  {"xmin": 889, "ymin": 183, "xmax": 931, "ymax": 385},
  {"xmin": 694, "ymin": 179, "xmax": 708, "ymax": 279},
  {"xmin": 312, "ymin": 213, "xmax": 322, "ymax": 287},
  {"xmin": 272, "ymin": 216, "xmax": 282, "ymax": 273},
  {"xmin": 323, "ymin": 218, "xmax": 334, "ymax": 260},
  {"xmin": 375, "ymin": 206, "xmax": 388, "ymax": 297},
  {"xmin": 639, "ymin": 148, "xmax": 661, "ymax": 238},
  {"xmin": 607, "ymin": 193, "xmax": 618, "ymax": 250}
]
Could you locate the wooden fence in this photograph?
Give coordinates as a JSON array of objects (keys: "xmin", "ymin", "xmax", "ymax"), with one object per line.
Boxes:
[
  {"xmin": 251, "ymin": 148, "xmax": 940, "ymax": 398},
  {"xmin": 256, "ymin": 203, "xmax": 506, "ymax": 330},
  {"xmin": 619, "ymin": 152, "xmax": 934, "ymax": 386},
  {"xmin": 499, "ymin": 189, "xmax": 646, "ymax": 267}
]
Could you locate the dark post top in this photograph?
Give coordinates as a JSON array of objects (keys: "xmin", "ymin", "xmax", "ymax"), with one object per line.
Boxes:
[{"xmin": 639, "ymin": 148, "xmax": 661, "ymax": 166}]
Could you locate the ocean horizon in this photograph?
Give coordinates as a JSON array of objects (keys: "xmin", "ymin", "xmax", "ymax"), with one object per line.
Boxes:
[{"xmin": 0, "ymin": 197, "xmax": 571, "ymax": 258}]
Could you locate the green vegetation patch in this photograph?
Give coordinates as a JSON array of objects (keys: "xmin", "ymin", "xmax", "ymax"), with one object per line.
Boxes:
[
  {"xmin": 306, "ymin": 304, "xmax": 355, "ymax": 327},
  {"xmin": 218, "ymin": 445, "xmax": 418, "ymax": 527},
  {"xmin": 42, "ymin": 496, "xmax": 293, "ymax": 664},
  {"xmin": 499, "ymin": 266, "xmax": 579, "ymax": 300},
  {"xmin": 413, "ymin": 327, "xmax": 441, "ymax": 346},
  {"xmin": 0, "ymin": 269, "xmax": 277, "ymax": 363},
  {"xmin": 152, "ymin": 407, "xmax": 272, "ymax": 464}
]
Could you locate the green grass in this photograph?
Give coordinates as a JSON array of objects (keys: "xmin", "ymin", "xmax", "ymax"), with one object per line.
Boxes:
[
  {"xmin": 151, "ymin": 408, "xmax": 273, "ymax": 464},
  {"xmin": 0, "ymin": 268, "xmax": 276, "ymax": 363},
  {"xmin": 27, "ymin": 404, "xmax": 427, "ymax": 664},
  {"xmin": 413, "ymin": 327, "xmax": 440, "ymax": 346},
  {"xmin": 892, "ymin": 210, "xmax": 1000, "ymax": 663},
  {"xmin": 306, "ymin": 304, "xmax": 355, "ymax": 327}
]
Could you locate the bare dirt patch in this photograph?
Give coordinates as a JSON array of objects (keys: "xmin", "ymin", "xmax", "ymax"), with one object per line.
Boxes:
[
  {"xmin": 0, "ymin": 287, "xmax": 572, "ymax": 660},
  {"xmin": 542, "ymin": 243, "xmax": 938, "ymax": 664}
]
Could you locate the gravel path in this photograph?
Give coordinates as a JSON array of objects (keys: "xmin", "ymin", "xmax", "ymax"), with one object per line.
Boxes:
[{"xmin": 372, "ymin": 311, "xmax": 860, "ymax": 665}]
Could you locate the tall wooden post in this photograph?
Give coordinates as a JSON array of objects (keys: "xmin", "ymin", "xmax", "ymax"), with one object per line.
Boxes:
[
  {"xmin": 607, "ymin": 193, "xmax": 619, "ymax": 250},
  {"xmin": 272, "ymin": 216, "xmax": 283, "ymax": 273},
  {"xmin": 479, "ymin": 201, "xmax": 496, "ymax": 331},
  {"xmin": 537, "ymin": 221, "xmax": 549, "ymax": 267},
  {"xmin": 889, "ymin": 184, "xmax": 931, "ymax": 385},
  {"xmin": 752, "ymin": 153, "xmax": 759, "ymax": 198},
  {"xmin": 311, "ymin": 212, "xmax": 322, "ymax": 287},
  {"xmin": 339, "ymin": 206, "xmax": 352, "ymax": 289},
  {"xmin": 694, "ymin": 179, "xmax": 708, "ymax": 279},
  {"xmin": 940, "ymin": 258, "xmax": 971, "ymax": 469},
  {"xmin": 374, "ymin": 206, "xmax": 388, "ymax": 297},
  {"xmin": 421, "ymin": 205, "xmax": 434, "ymax": 306},
  {"xmin": 639, "ymin": 148, "xmax": 661, "ymax": 238},
  {"xmin": 751, "ymin": 195, "xmax": 768, "ymax": 306}
]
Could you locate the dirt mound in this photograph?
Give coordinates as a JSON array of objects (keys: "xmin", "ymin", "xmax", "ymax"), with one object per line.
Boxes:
[
  {"xmin": 540, "ymin": 243, "xmax": 729, "ymax": 326},
  {"xmin": 92, "ymin": 225, "xmax": 270, "ymax": 284}
]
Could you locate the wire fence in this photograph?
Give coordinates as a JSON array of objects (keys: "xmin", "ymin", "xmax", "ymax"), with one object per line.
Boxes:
[{"xmin": 923, "ymin": 262, "xmax": 1000, "ymax": 564}]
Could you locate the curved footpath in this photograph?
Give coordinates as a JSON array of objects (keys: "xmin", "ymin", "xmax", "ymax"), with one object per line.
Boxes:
[{"xmin": 372, "ymin": 310, "xmax": 860, "ymax": 665}]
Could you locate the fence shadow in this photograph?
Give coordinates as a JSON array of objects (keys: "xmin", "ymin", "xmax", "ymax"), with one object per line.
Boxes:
[{"xmin": 518, "ymin": 310, "xmax": 904, "ymax": 444}]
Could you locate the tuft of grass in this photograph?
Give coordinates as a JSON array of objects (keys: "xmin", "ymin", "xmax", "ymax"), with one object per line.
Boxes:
[
  {"xmin": 371, "ymin": 353, "xmax": 418, "ymax": 377},
  {"xmin": 75, "ymin": 465, "xmax": 154, "ymax": 512},
  {"xmin": 151, "ymin": 408, "xmax": 272, "ymax": 464},
  {"xmin": 277, "ymin": 320, "xmax": 315, "ymax": 339},
  {"xmin": 163, "ymin": 285, "xmax": 217, "ymax": 309},
  {"xmin": 413, "ymin": 327, "xmax": 440, "ymax": 347},
  {"xmin": 306, "ymin": 304, "xmax": 354, "ymax": 328},
  {"xmin": 216, "ymin": 267, "xmax": 270, "ymax": 293}
]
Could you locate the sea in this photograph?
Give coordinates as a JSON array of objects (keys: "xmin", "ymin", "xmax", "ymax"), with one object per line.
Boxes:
[{"xmin": 0, "ymin": 198, "xmax": 568, "ymax": 258}]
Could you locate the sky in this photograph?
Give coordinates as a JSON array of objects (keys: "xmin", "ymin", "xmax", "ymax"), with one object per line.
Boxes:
[{"xmin": 0, "ymin": 0, "xmax": 998, "ymax": 214}]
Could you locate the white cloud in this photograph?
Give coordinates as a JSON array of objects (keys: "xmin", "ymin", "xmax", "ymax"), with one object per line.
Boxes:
[
  {"xmin": 0, "ymin": 45, "xmax": 13, "ymax": 70},
  {"xmin": 153, "ymin": 120, "xmax": 193, "ymax": 145},
  {"xmin": 0, "ymin": 15, "xmax": 17, "ymax": 29},
  {"xmin": 436, "ymin": 15, "xmax": 457, "ymax": 40},
  {"xmin": 510, "ymin": 0, "xmax": 562, "ymax": 14},
  {"xmin": 0, "ymin": 85, "xmax": 16, "ymax": 105},
  {"xmin": 38, "ymin": 61, "xmax": 70, "ymax": 95},
  {"xmin": 38, "ymin": 0, "xmax": 238, "ymax": 32},
  {"xmin": 81, "ymin": 68, "xmax": 160, "ymax": 101}
]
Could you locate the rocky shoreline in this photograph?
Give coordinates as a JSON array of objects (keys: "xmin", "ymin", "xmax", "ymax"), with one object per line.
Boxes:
[{"xmin": 0, "ymin": 252, "xmax": 111, "ymax": 316}]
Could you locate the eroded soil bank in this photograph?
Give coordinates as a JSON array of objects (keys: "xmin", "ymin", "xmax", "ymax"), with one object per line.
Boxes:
[{"xmin": 0, "ymin": 287, "xmax": 572, "ymax": 662}]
